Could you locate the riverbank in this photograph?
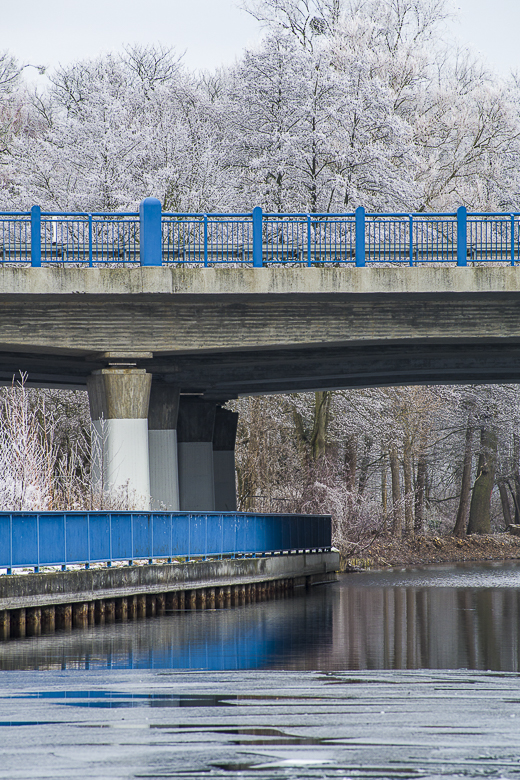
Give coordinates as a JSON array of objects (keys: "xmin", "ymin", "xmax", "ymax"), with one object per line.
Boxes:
[{"xmin": 339, "ymin": 532, "xmax": 520, "ymax": 570}]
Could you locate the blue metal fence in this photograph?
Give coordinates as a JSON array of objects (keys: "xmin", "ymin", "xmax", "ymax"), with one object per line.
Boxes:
[
  {"xmin": 0, "ymin": 511, "xmax": 331, "ymax": 574},
  {"xmin": 3, "ymin": 200, "xmax": 520, "ymax": 267}
]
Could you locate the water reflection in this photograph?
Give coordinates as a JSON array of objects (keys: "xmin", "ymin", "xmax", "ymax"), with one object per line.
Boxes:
[{"xmin": 1, "ymin": 561, "xmax": 520, "ymax": 672}]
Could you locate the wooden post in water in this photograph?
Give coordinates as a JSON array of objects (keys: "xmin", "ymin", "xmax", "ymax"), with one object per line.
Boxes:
[
  {"xmin": 56, "ymin": 604, "xmax": 72, "ymax": 631},
  {"xmin": 105, "ymin": 600, "xmax": 116, "ymax": 622},
  {"xmin": 0, "ymin": 610, "xmax": 9, "ymax": 640},
  {"xmin": 156, "ymin": 594, "xmax": 166, "ymax": 615},
  {"xmin": 95, "ymin": 600, "xmax": 106, "ymax": 624},
  {"xmin": 136, "ymin": 595, "xmax": 146, "ymax": 618},
  {"xmin": 72, "ymin": 603, "xmax": 88, "ymax": 629},
  {"xmin": 41, "ymin": 606, "xmax": 55, "ymax": 633},
  {"xmin": 26, "ymin": 607, "xmax": 41, "ymax": 636},
  {"xmin": 115, "ymin": 597, "xmax": 128, "ymax": 621}
]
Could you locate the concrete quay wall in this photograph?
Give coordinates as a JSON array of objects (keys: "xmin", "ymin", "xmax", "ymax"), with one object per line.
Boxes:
[{"xmin": 0, "ymin": 552, "xmax": 339, "ymax": 640}]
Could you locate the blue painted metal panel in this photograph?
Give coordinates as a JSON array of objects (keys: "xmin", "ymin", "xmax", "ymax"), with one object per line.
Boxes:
[
  {"xmin": 132, "ymin": 514, "xmax": 153, "ymax": 559},
  {"xmin": 0, "ymin": 511, "xmax": 331, "ymax": 572},
  {"xmin": 89, "ymin": 514, "xmax": 111, "ymax": 561},
  {"xmin": 0, "ymin": 516, "xmax": 11, "ymax": 569},
  {"xmin": 206, "ymin": 514, "xmax": 223, "ymax": 556},
  {"xmin": 189, "ymin": 514, "xmax": 207, "ymax": 557},
  {"xmin": 39, "ymin": 514, "xmax": 65, "ymax": 565},
  {"xmin": 152, "ymin": 514, "xmax": 171, "ymax": 557},
  {"xmin": 110, "ymin": 513, "xmax": 133, "ymax": 560},
  {"xmin": 12, "ymin": 515, "xmax": 38, "ymax": 566},
  {"xmin": 65, "ymin": 514, "xmax": 89, "ymax": 563},
  {"xmin": 171, "ymin": 514, "xmax": 190, "ymax": 558}
]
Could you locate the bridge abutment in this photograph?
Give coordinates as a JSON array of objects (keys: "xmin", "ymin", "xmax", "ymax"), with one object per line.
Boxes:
[
  {"xmin": 87, "ymin": 368, "xmax": 152, "ymax": 508},
  {"xmin": 148, "ymin": 380, "xmax": 180, "ymax": 511}
]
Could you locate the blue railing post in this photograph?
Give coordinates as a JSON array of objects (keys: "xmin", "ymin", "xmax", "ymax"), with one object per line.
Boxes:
[
  {"xmin": 88, "ymin": 214, "xmax": 93, "ymax": 267},
  {"xmin": 511, "ymin": 214, "xmax": 515, "ymax": 267},
  {"xmin": 204, "ymin": 214, "xmax": 208, "ymax": 267},
  {"xmin": 252, "ymin": 206, "xmax": 263, "ymax": 267},
  {"xmin": 408, "ymin": 214, "xmax": 414, "ymax": 266},
  {"xmin": 457, "ymin": 206, "xmax": 467, "ymax": 267},
  {"xmin": 355, "ymin": 206, "xmax": 365, "ymax": 267},
  {"xmin": 30, "ymin": 205, "xmax": 41, "ymax": 267},
  {"xmin": 307, "ymin": 214, "xmax": 312, "ymax": 267},
  {"xmin": 139, "ymin": 197, "xmax": 162, "ymax": 266}
]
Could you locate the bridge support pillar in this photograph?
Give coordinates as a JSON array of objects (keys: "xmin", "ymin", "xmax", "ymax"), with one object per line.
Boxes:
[
  {"xmin": 148, "ymin": 380, "xmax": 180, "ymax": 511},
  {"xmin": 213, "ymin": 407, "xmax": 238, "ymax": 511},
  {"xmin": 177, "ymin": 397, "xmax": 216, "ymax": 510},
  {"xmin": 87, "ymin": 368, "xmax": 152, "ymax": 509}
]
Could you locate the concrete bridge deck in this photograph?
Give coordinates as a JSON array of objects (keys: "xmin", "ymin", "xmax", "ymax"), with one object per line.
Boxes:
[{"xmin": 2, "ymin": 265, "xmax": 520, "ymax": 394}]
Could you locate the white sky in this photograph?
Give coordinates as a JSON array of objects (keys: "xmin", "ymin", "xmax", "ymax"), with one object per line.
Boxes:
[{"xmin": 3, "ymin": 0, "xmax": 520, "ymax": 85}]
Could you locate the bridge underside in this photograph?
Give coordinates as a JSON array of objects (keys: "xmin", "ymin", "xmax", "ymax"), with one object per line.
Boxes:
[{"xmin": 1, "ymin": 340, "xmax": 520, "ymax": 395}]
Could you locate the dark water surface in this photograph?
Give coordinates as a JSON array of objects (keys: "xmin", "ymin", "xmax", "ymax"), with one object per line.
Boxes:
[
  {"xmin": 2, "ymin": 562, "xmax": 520, "ymax": 778},
  {"xmin": 2, "ymin": 560, "xmax": 520, "ymax": 672}
]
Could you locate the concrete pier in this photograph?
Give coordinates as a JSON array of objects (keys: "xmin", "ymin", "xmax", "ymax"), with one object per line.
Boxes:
[
  {"xmin": 213, "ymin": 407, "xmax": 238, "ymax": 511},
  {"xmin": 177, "ymin": 397, "xmax": 216, "ymax": 511},
  {"xmin": 88, "ymin": 368, "xmax": 152, "ymax": 508},
  {"xmin": 148, "ymin": 381, "xmax": 180, "ymax": 510}
]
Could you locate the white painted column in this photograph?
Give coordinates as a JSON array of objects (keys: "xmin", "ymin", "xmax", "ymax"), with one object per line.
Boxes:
[
  {"xmin": 87, "ymin": 368, "xmax": 152, "ymax": 510},
  {"xmin": 213, "ymin": 406, "xmax": 238, "ymax": 511},
  {"xmin": 148, "ymin": 381, "xmax": 180, "ymax": 511},
  {"xmin": 177, "ymin": 397, "xmax": 216, "ymax": 511}
]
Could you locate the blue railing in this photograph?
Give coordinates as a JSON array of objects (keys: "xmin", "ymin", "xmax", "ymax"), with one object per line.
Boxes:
[
  {"xmin": 3, "ymin": 200, "xmax": 520, "ymax": 267},
  {"xmin": 0, "ymin": 511, "xmax": 331, "ymax": 573}
]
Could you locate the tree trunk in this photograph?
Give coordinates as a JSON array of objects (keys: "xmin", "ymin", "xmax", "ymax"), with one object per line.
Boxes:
[
  {"xmin": 381, "ymin": 457, "xmax": 388, "ymax": 533},
  {"xmin": 467, "ymin": 427, "xmax": 498, "ymax": 535},
  {"xmin": 415, "ymin": 454, "xmax": 427, "ymax": 534},
  {"xmin": 453, "ymin": 415, "xmax": 474, "ymax": 537},
  {"xmin": 514, "ymin": 434, "xmax": 520, "ymax": 523},
  {"xmin": 403, "ymin": 436, "xmax": 414, "ymax": 537},
  {"xmin": 498, "ymin": 481, "xmax": 513, "ymax": 528},
  {"xmin": 389, "ymin": 445, "xmax": 402, "ymax": 538},
  {"xmin": 310, "ymin": 391, "xmax": 332, "ymax": 461},
  {"xmin": 357, "ymin": 435, "xmax": 373, "ymax": 497},
  {"xmin": 344, "ymin": 434, "xmax": 357, "ymax": 493}
]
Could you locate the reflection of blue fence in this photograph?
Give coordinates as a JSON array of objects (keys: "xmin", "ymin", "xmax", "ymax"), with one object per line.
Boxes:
[
  {"xmin": 3, "ymin": 201, "xmax": 520, "ymax": 267},
  {"xmin": 0, "ymin": 511, "xmax": 331, "ymax": 573}
]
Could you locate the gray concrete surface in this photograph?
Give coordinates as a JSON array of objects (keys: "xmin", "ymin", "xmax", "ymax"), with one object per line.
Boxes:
[{"xmin": 0, "ymin": 552, "xmax": 339, "ymax": 611}]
